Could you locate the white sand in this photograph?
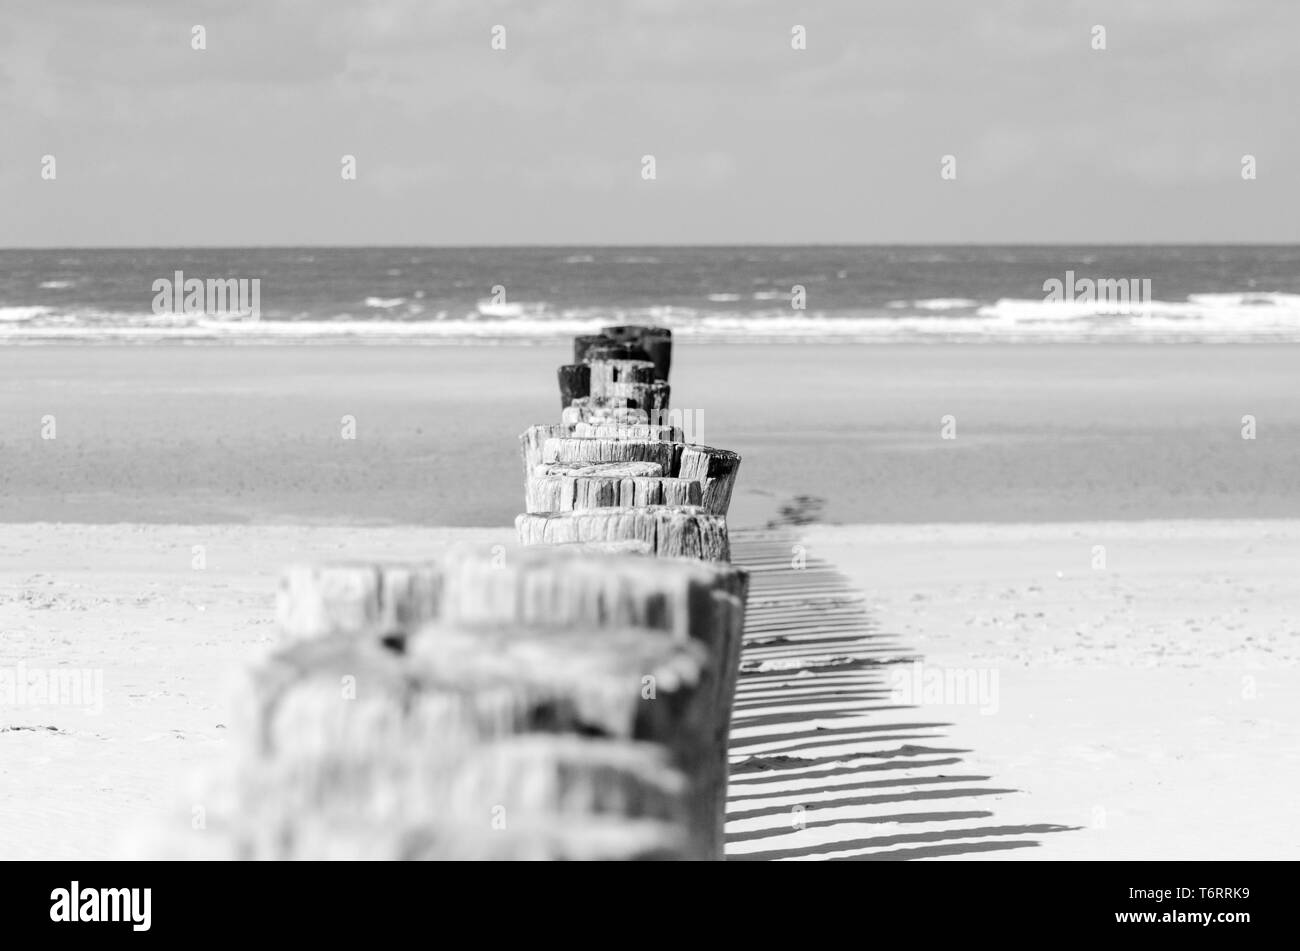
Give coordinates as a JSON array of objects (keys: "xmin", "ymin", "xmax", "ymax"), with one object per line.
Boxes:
[
  {"xmin": 2, "ymin": 519, "xmax": 1295, "ymax": 859},
  {"xmin": 0, "ymin": 524, "xmax": 512, "ymax": 859},
  {"xmin": 788, "ymin": 520, "xmax": 1300, "ymax": 860}
]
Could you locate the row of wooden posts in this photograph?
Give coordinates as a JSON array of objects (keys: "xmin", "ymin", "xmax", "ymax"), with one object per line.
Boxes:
[{"xmin": 196, "ymin": 326, "xmax": 747, "ymax": 859}]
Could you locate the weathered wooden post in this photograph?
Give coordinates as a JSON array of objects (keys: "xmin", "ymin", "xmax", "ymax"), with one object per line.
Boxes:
[
  {"xmin": 584, "ymin": 342, "xmax": 650, "ymax": 363},
  {"xmin": 258, "ymin": 546, "xmax": 749, "ymax": 858},
  {"xmin": 556, "ymin": 364, "xmax": 590, "ymax": 409},
  {"xmin": 573, "ymin": 334, "xmax": 612, "ymax": 364},
  {"xmin": 677, "ymin": 445, "xmax": 742, "ymax": 516},
  {"xmin": 232, "ymin": 622, "xmax": 715, "ymax": 858},
  {"xmin": 276, "ymin": 562, "xmax": 443, "ymax": 641},
  {"xmin": 179, "ymin": 322, "xmax": 748, "ymax": 861},
  {"xmin": 516, "ymin": 506, "xmax": 731, "ymax": 561},
  {"xmin": 588, "ymin": 358, "xmax": 655, "ymax": 397},
  {"xmin": 601, "ymin": 325, "xmax": 672, "ymax": 381},
  {"xmin": 519, "ymin": 433, "xmax": 740, "ymax": 520}
]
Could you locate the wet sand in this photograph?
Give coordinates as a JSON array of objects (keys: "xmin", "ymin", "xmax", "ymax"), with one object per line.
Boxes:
[{"xmin": 0, "ymin": 344, "xmax": 1297, "ymax": 528}]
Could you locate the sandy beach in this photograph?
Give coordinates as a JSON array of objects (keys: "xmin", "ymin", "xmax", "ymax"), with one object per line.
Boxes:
[
  {"xmin": 0, "ymin": 523, "xmax": 513, "ymax": 859},
  {"xmin": 2, "ymin": 342, "xmax": 1298, "ymax": 859},
  {"xmin": 2, "ymin": 518, "xmax": 1296, "ymax": 860},
  {"xmin": 735, "ymin": 521, "xmax": 1300, "ymax": 860}
]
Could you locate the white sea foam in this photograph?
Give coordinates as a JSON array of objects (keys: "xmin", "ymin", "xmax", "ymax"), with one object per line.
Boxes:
[
  {"xmin": 912, "ymin": 298, "xmax": 979, "ymax": 310},
  {"xmin": 0, "ymin": 316, "xmax": 605, "ymax": 343},
  {"xmin": 474, "ymin": 300, "xmax": 548, "ymax": 319},
  {"xmin": 977, "ymin": 292, "xmax": 1300, "ymax": 331},
  {"xmin": 0, "ymin": 306, "xmax": 52, "ymax": 322},
  {"xmin": 2, "ymin": 292, "xmax": 1299, "ymax": 343}
]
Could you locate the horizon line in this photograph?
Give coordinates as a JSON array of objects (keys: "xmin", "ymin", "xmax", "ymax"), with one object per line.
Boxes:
[{"xmin": 3, "ymin": 241, "xmax": 1299, "ymax": 252}]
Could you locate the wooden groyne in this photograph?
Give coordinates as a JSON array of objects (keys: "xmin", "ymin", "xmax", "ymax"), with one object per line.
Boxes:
[{"xmin": 177, "ymin": 326, "xmax": 748, "ymax": 860}]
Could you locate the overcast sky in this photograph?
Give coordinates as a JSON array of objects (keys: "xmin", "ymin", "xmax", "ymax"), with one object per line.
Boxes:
[{"xmin": 2, "ymin": 0, "xmax": 1296, "ymax": 246}]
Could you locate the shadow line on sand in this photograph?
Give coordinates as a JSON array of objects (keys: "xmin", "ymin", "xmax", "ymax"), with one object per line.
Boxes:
[{"xmin": 726, "ymin": 529, "xmax": 1080, "ymax": 861}]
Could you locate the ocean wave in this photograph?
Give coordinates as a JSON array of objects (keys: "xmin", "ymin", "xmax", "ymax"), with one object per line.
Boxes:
[
  {"xmin": 888, "ymin": 298, "xmax": 980, "ymax": 311},
  {"xmin": 475, "ymin": 300, "xmax": 548, "ymax": 319},
  {"xmin": 2, "ymin": 293, "xmax": 1300, "ymax": 343},
  {"xmin": 0, "ymin": 317, "xmax": 610, "ymax": 343},
  {"xmin": 0, "ymin": 306, "xmax": 52, "ymax": 322},
  {"xmin": 977, "ymin": 292, "xmax": 1300, "ymax": 328},
  {"xmin": 913, "ymin": 297, "xmax": 979, "ymax": 310},
  {"xmin": 39, "ymin": 280, "xmax": 75, "ymax": 289}
]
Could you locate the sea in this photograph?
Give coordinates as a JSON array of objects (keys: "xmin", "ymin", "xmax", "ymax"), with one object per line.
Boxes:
[{"xmin": 2, "ymin": 245, "xmax": 1299, "ymax": 344}]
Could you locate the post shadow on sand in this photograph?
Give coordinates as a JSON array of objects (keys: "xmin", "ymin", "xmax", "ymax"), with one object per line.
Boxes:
[{"xmin": 725, "ymin": 529, "xmax": 1080, "ymax": 861}]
